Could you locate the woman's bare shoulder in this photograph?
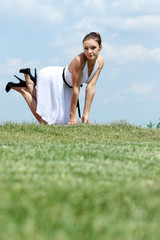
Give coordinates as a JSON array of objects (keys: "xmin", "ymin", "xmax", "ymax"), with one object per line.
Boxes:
[
  {"xmin": 74, "ymin": 53, "xmax": 86, "ymax": 65},
  {"xmin": 97, "ymin": 55, "xmax": 104, "ymax": 69},
  {"xmin": 69, "ymin": 53, "xmax": 86, "ymax": 71}
]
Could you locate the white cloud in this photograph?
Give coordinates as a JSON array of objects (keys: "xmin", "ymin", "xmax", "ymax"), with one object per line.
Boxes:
[
  {"xmin": 128, "ymin": 81, "xmax": 159, "ymax": 96},
  {"xmin": 72, "ymin": 18, "xmax": 99, "ymax": 32},
  {"xmin": 47, "ymin": 57, "xmax": 61, "ymax": 66},
  {"xmin": 64, "ymin": 45, "xmax": 82, "ymax": 60},
  {"xmin": 0, "ymin": 79, "xmax": 9, "ymax": 91},
  {"xmin": 102, "ymin": 81, "xmax": 159, "ymax": 107},
  {"xmin": 107, "ymin": 0, "xmax": 160, "ymax": 14},
  {"xmin": 0, "ymin": 58, "xmax": 22, "ymax": 76},
  {"xmin": 150, "ymin": 48, "xmax": 160, "ymax": 62},
  {"xmin": 0, "ymin": 58, "xmax": 40, "ymax": 76},
  {"xmin": 103, "ymin": 92, "xmax": 124, "ymax": 104},
  {"xmin": 102, "ymin": 42, "xmax": 160, "ymax": 64},
  {"xmin": 81, "ymin": 0, "xmax": 160, "ymax": 15},
  {"xmin": 82, "ymin": 0, "xmax": 106, "ymax": 11},
  {"xmin": 98, "ymin": 15, "xmax": 160, "ymax": 32},
  {"xmin": 0, "ymin": 0, "xmax": 64, "ymax": 25},
  {"xmin": 70, "ymin": 14, "xmax": 160, "ymax": 36},
  {"xmin": 1, "ymin": 0, "xmax": 160, "ymax": 32}
]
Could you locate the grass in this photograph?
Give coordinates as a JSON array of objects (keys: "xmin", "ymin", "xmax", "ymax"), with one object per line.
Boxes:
[{"xmin": 0, "ymin": 122, "xmax": 160, "ymax": 240}]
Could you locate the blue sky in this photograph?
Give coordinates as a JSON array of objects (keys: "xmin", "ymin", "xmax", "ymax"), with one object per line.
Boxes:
[{"xmin": 0, "ymin": 0, "xmax": 160, "ymax": 126}]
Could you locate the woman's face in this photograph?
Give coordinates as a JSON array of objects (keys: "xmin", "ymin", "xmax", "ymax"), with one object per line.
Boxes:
[{"xmin": 83, "ymin": 39, "xmax": 102, "ymax": 60}]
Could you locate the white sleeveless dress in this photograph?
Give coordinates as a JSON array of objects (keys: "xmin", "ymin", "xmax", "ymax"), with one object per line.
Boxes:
[{"xmin": 36, "ymin": 61, "xmax": 98, "ymax": 125}]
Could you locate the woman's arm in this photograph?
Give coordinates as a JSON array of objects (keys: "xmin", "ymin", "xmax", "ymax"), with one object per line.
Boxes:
[
  {"xmin": 68, "ymin": 55, "xmax": 83, "ymax": 125},
  {"xmin": 82, "ymin": 57, "xmax": 104, "ymax": 124}
]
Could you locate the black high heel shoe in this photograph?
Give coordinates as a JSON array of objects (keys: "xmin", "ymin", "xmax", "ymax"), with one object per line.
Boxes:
[
  {"xmin": 19, "ymin": 68, "xmax": 37, "ymax": 85},
  {"xmin": 5, "ymin": 75, "xmax": 26, "ymax": 93}
]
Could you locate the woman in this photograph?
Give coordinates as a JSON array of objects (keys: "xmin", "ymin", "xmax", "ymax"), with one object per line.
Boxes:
[{"xmin": 5, "ymin": 32, "xmax": 104, "ymax": 125}]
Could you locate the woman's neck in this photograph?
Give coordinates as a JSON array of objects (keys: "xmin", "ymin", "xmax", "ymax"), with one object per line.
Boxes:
[{"xmin": 87, "ymin": 58, "xmax": 97, "ymax": 68}]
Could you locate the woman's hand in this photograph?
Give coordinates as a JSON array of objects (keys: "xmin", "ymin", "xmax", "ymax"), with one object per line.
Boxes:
[
  {"xmin": 67, "ymin": 116, "xmax": 79, "ymax": 125},
  {"xmin": 82, "ymin": 114, "xmax": 92, "ymax": 125}
]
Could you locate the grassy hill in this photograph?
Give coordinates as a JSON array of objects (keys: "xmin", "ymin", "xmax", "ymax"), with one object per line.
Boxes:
[{"xmin": 0, "ymin": 122, "xmax": 160, "ymax": 240}]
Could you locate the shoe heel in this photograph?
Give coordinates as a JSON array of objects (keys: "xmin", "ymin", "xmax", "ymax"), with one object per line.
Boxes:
[
  {"xmin": 5, "ymin": 76, "xmax": 26, "ymax": 93},
  {"xmin": 14, "ymin": 75, "xmax": 23, "ymax": 83},
  {"xmin": 5, "ymin": 84, "xmax": 11, "ymax": 93},
  {"xmin": 34, "ymin": 68, "xmax": 37, "ymax": 85}
]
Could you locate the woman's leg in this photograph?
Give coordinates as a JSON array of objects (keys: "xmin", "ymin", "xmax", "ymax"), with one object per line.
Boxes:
[
  {"xmin": 24, "ymin": 74, "xmax": 36, "ymax": 98},
  {"xmin": 12, "ymin": 86, "xmax": 47, "ymax": 124}
]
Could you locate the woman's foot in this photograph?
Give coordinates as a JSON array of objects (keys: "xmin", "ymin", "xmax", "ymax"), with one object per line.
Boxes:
[
  {"xmin": 19, "ymin": 68, "xmax": 36, "ymax": 97},
  {"xmin": 5, "ymin": 77, "xmax": 26, "ymax": 93},
  {"xmin": 19, "ymin": 68, "xmax": 37, "ymax": 85}
]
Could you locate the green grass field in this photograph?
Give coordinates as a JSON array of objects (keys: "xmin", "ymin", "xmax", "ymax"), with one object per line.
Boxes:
[{"xmin": 0, "ymin": 122, "xmax": 160, "ymax": 240}]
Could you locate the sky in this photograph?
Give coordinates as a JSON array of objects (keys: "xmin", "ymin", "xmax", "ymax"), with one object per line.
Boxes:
[{"xmin": 0, "ymin": 0, "xmax": 160, "ymax": 127}]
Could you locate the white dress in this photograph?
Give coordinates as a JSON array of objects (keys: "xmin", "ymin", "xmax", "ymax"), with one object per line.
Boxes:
[{"xmin": 36, "ymin": 61, "xmax": 98, "ymax": 125}]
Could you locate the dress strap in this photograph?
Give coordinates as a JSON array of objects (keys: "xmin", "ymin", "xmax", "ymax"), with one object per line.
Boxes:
[
  {"xmin": 62, "ymin": 68, "xmax": 81, "ymax": 119},
  {"xmin": 62, "ymin": 67, "xmax": 72, "ymax": 88}
]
